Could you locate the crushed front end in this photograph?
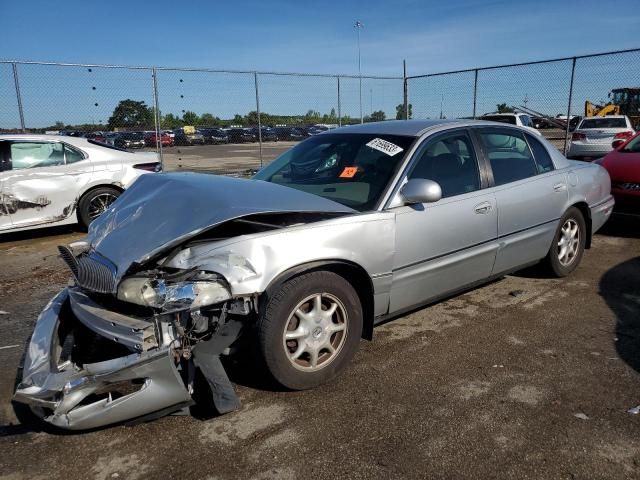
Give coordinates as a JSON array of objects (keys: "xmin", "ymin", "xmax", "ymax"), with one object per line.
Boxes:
[{"xmin": 13, "ymin": 244, "xmax": 252, "ymax": 430}]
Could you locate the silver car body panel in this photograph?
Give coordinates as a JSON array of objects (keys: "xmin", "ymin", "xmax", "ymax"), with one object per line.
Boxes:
[
  {"xmin": 14, "ymin": 120, "xmax": 614, "ymax": 429},
  {"xmin": 0, "ymin": 135, "xmax": 155, "ymax": 233}
]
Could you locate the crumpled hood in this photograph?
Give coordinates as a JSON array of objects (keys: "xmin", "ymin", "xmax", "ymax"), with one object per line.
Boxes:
[{"xmin": 86, "ymin": 172, "xmax": 355, "ymax": 279}]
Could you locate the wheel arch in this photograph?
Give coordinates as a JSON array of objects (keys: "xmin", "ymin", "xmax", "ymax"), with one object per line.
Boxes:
[
  {"xmin": 569, "ymin": 201, "xmax": 592, "ymax": 249},
  {"xmin": 262, "ymin": 260, "xmax": 376, "ymax": 340}
]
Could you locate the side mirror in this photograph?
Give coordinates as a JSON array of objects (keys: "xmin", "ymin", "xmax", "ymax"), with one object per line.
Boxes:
[
  {"xmin": 612, "ymin": 139, "xmax": 625, "ymax": 149},
  {"xmin": 400, "ymin": 178, "xmax": 442, "ymax": 205}
]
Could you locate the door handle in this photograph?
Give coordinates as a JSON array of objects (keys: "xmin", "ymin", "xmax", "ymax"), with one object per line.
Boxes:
[
  {"xmin": 474, "ymin": 202, "xmax": 492, "ymax": 214},
  {"xmin": 553, "ymin": 183, "xmax": 567, "ymax": 192}
]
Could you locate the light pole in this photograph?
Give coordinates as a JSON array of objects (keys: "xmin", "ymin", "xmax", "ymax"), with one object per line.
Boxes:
[{"xmin": 354, "ymin": 20, "xmax": 364, "ymax": 124}]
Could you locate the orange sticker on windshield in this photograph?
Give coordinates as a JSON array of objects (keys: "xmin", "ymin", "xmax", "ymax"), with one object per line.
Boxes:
[{"xmin": 339, "ymin": 166, "xmax": 358, "ymax": 178}]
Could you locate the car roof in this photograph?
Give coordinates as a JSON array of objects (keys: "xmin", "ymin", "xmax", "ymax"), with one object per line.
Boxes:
[
  {"xmin": 329, "ymin": 119, "xmax": 522, "ymax": 137},
  {"xmin": 0, "ymin": 133, "xmax": 94, "ymax": 147}
]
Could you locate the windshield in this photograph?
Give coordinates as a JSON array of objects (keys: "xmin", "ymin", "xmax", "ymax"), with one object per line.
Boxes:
[
  {"xmin": 580, "ymin": 118, "xmax": 627, "ymax": 129},
  {"xmin": 622, "ymin": 135, "xmax": 640, "ymax": 153},
  {"xmin": 253, "ymin": 133, "xmax": 415, "ymax": 211},
  {"xmin": 483, "ymin": 115, "xmax": 517, "ymax": 125}
]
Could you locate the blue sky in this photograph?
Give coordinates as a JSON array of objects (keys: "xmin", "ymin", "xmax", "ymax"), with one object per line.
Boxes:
[{"xmin": 1, "ymin": 0, "xmax": 639, "ymax": 127}]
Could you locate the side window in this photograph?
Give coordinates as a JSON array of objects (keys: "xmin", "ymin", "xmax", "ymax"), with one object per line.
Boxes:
[
  {"xmin": 408, "ymin": 131, "xmax": 481, "ymax": 198},
  {"xmin": 520, "ymin": 115, "xmax": 531, "ymax": 127},
  {"xmin": 478, "ymin": 129, "xmax": 537, "ymax": 186},
  {"xmin": 10, "ymin": 142, "xmax": 65, "ymax": 170},
  {"xmin": 64, "ymin": 144, "xmax": 85, "ymax": 164},
  {"xmin": 525, "ymin": 134, "xmax": 555, "ymax": 174}
]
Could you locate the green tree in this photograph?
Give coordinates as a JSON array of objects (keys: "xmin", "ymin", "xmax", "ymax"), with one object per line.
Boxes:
[
  {"xmin": 53, "ymin": 121, "xmax": 65, "ymax": 130},
  {"xmin": 496, "ymin": 103, "xmax": 514, "ymax": 113},
  {"xmin": 233, "ymin": 114, "xmax": 244, "ymax": 125},
  {"xmin": 370, "ymin": 110, "xmax": 386, "ymax": 122},
  {"xmin": 107, "ymin": 99, "xmax": 153, "ymax": 130},
  {"xmin": 245, "ymin": 111, "xmax": 260, "ymax": 126},
  {"xmin": 396, "ymin": 103, "xmax": 412, "ymax": 120},
  {"xmin": 161, "ymin": 113, "xmax": 182, "ymax": 129},
  {"xmin": 200, "ymin": 113, "xmax": 220, "ymax": 126},
  {"xmin": 182, "ymin": 111, "xmax": 200, "ymax": 125}
]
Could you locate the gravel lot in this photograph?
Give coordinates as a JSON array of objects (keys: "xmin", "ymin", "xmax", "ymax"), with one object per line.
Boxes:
[
  {"xmin": 157, "ymin": 141, "xmax": 296, "ymax": 174},
  {"xmin": 0, "ymin": 214, "xmax": 639, "ymax": 479}
]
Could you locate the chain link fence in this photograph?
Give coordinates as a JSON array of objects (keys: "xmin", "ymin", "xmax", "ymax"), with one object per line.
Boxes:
[
  {"xmin": 0, "ymin": 61, "xmax": 402, "ymax": 174},
  {"xmin": 407, "ymin": 48, "xmax": 640, "ymax": 155},
  {"xmin": 1, "ymin": 48, "xmax": 638, "ymax": 174}
]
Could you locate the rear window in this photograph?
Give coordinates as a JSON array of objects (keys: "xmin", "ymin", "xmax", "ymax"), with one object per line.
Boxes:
[
  {"xmin": 579, "ymin": 118, "xmax": 627, "ymax": 129},
  {"xmin": 482, "ymin": 115, "xmax": 517, "ymax": 125}
]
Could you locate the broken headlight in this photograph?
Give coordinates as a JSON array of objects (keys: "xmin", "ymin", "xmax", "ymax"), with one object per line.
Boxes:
[{"xmin": 117, "ymin": 275, "xmax": 231, "ymax": 311}]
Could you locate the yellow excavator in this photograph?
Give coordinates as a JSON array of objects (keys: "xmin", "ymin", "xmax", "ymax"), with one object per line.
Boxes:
[
  {"xmin": 584, "ymin": 88, "xmax": 640, "ymax": 126},
  {"xmin": 584, "ymin": 100, "xmax": 620, "ymax": 117}
]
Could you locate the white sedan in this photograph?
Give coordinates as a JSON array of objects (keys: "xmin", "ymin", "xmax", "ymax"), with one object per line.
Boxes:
[{"xmin": 0, "ymin": 134, "xmax": 159, "ymax": 233}]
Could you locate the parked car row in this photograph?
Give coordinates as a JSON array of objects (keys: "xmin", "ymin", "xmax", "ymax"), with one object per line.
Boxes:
[{"xmin": 55, "ymin": 124, "xmax": 336, "ymax": 149}]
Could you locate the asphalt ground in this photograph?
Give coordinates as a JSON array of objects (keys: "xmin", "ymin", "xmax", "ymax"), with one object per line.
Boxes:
[{"xmin": 0, "ymin": 214, "xmax": 639, "ymax": 479}]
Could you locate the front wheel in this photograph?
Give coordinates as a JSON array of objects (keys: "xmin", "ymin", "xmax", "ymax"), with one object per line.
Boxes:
[
  {"xmin": 543, "ymin": 207, "xmax": 586, "ymax": 277},
  {"xmin": 258, "ymin": 271, "xmax": 363, "ymax": 390}
]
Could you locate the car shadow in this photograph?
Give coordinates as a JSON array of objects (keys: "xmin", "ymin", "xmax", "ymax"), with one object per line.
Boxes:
[
  {"xmin": 599, "ymin": 255, "xmax": 640, "ymax": 374},
  {"xmin": 598, "ymin": 214, "xmax": 640, "ymax": 239},
  {"xmin": 0, "ymin": 224, "xmax": 82, "ymax": 244}
]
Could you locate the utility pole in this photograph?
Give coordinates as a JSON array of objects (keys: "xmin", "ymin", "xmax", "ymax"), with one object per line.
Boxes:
[{"xmin": 354, "ymin": 20, "xmax": 364, "ymax": 124}]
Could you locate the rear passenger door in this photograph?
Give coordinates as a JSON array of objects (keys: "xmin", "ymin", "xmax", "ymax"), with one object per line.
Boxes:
[{"xmin": 472, "ymin": 127, "xmax": 568, "ymax": 274}]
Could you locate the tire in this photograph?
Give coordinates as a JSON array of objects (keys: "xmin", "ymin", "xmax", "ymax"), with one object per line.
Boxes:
[
  {"xmin": 258, "ymin": 271, "xmax": 363, "ymax": 390},
  {"xmin": 78, "ymin": 187, "xmax": 121, "ymax": 228},
  {"xmin": 543, "ymin": 207, "xmax": 586, "ymax": 277}
]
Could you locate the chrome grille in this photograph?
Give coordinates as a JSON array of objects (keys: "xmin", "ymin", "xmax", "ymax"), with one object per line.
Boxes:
[{"xmin": 58, "ymin": 246, "xmax": 117, "ymax": 294}]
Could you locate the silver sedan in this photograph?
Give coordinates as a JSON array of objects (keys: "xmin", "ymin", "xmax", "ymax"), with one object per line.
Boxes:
[{"xmin": 14, "ymin": 119, "xmax": 614, "ymax": 430}]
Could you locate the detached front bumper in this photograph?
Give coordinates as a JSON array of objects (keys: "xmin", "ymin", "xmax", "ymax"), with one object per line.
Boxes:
[{"xmin": 13, "ymin": 289, "xmax": 193, "ymax": 430}]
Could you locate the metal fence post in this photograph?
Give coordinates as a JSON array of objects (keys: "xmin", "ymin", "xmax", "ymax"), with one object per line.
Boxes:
[
  {"xmin": 151, "ymin": 67, "xmax": 163, "ymax": 168},
  {"xmin": 472, "ymin": 69, "xmax": 479, "ymax": 119},
  {"xmin": 564, "ymin": 57, "xmax": 577, "ymax": 155},
  {"xmin": 403, "ymin": 60, "xmax": 408, "ymax": 120},
  {"xmin": 12, "ymin": 63, "xmax": 26, "ymax": 132},
  {"xmin": 337, "ymin": 76, "xmax": 342, "ymax": 127},
  {"xmin": 254, "ymin": 72, "xmax": 263, "ymax": 168}
]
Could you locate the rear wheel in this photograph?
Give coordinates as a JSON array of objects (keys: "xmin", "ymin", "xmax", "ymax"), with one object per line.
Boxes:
[
  {"xmin": 544, "ymin": 207, "xmax": 586, "ymax": 277},
  {"xmin": 258, "ymin": 271, "xmax": 363, "ymax": 390},
  {"xmin": 78, "ymin": 187, "xmax": 121, "ymax": 228}
]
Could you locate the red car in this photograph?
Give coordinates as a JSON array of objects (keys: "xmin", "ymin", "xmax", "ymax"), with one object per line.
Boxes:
[
  {"xmin": 596, "ymin": 132, "xmax": 640, "ymax": 215},
  {"xmin": 145, "ymin": 132, "xmax": 174, "ymax": 147}
]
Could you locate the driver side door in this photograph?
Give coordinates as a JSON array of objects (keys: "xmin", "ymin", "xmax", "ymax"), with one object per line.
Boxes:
[{"xmin": 2, "ymin": 140, "xmax": 93, "ymax": 230}]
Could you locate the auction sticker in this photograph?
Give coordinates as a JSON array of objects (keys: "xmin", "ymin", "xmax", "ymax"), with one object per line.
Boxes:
[
  {"xmin": 339, "ymin": 166, "xmax": 358, "ymax": 178},
  {"xmin": 366, "ymin": 138, "xmax": 404, "ymax": 156}
]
